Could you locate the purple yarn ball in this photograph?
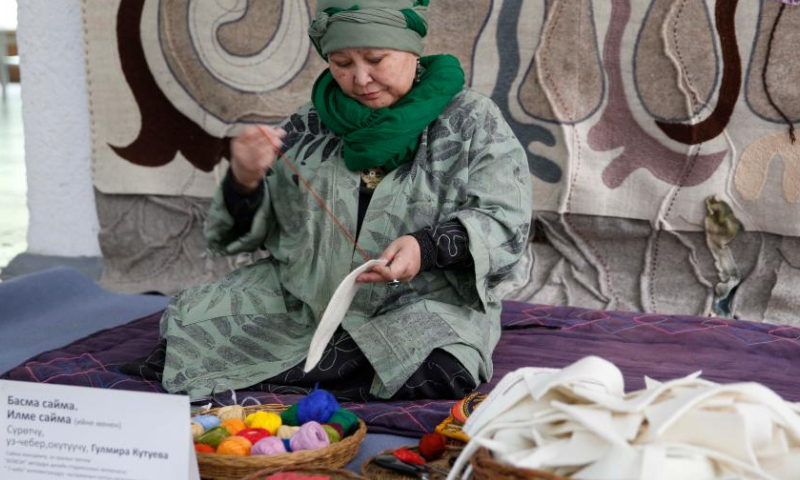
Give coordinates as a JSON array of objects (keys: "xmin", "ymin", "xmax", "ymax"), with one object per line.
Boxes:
[
  {"xmin": 289, "ymin": 421, "xmax": 330, "ymax": 451},
  {"xmin": 251, "ymin": 437, "xmax": 286, "ymax": 456},
  {"xmin": 296, "ymin": 389, "xmax": 340, "ymax": 424}
]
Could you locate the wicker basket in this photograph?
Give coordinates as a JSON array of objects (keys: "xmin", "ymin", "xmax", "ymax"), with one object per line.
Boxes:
[
  {"xmin": 469, "ymin": 447, "xmax": 570, "ymax": 480},
  {"xmin": 361, "ymin": 445, "xmax": 462, "ymax": 480},
  {"xmin": 240, "ymin": 466, "xmax": 368, "ymax": 480},
  {"xmin": 195, "ymin": 404, "xmax": 367, "ymax": 480}
]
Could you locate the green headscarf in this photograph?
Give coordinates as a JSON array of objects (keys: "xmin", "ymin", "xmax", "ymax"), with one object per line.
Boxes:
[
  {"xmin": 309, "ymin": 0, "xmax": 430, "ymax": 58},
  {"xmin": 312, "ymin": 55, "xmax": 465, "ymax": 173}
]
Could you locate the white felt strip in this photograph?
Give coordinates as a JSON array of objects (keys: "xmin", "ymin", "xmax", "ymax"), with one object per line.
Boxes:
[{"xmin": 303, "ymin": 259, "xmax": 386, "ymax": 372}]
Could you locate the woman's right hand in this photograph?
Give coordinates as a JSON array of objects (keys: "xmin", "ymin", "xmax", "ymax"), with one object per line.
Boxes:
[{"xmin": 230, "ymin": 125, "xmax": 287, "ymax": 192}]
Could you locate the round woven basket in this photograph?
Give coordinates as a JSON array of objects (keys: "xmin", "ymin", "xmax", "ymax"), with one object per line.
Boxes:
[
  {"xmin": 361, "ymin": 445, "xmax": 462, "ymax": 480},
  {"xmin": 240, "ymin": 466, "xmax": 368, "ymax": 480},
  {"xmin": 195, "ymin": 404, "xmax": 367, "ymax": 480},
  {"xmin": 470, "ymin": 447, "xmax": 570, "ymax": 480}
]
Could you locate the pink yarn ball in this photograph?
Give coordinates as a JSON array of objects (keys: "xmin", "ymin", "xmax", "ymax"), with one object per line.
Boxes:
[
  {"xmin": 251, "ymin": 437, "xmax": 287, "ymax": 456},
  {"xmin": 289, "ymin": 421, "xmax": 330, "ymax": 451}
]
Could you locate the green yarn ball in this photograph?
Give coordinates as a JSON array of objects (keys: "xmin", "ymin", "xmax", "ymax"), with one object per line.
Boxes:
[
  {"xmin": 327, "ymin": 409, "xmax": 359, "ymax": 436},
  {"xmin": 280, "ymin": 404, "xmax": 300, "ymax": 426},
  {"xmin": 322, "ymin": 424, "xmax": 342, "ymax": 443}
]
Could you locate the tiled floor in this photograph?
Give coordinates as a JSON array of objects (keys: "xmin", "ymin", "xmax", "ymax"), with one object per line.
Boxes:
[{"xmin": 0, "ymin": 83, "xmax": 28, "ymax": 277}]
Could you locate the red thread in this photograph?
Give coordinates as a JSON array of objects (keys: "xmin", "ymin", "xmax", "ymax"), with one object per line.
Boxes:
[{"xmin": 259, "ymin": 129, "xmax": 372, "ymax": 262}]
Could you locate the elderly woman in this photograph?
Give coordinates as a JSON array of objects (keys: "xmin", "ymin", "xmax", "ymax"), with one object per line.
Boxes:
[{"xmin": 129, "ymin": 0, "xmax": 532, "ymax": 401}]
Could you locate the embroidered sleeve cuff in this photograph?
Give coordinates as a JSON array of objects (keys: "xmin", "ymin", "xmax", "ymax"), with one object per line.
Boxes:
[{"xmin": 409, "ymin": 229, "xmax": 436, "ymax": 272}]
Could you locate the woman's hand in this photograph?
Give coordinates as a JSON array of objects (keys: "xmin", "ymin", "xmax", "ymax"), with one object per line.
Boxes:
[
  {"xmin": 356, "ymin": 236, "xmax": 421, "ymax": 284},
  {"xmin": 230, "ymin": 125, "xmax": 286, "ymax": 191}
]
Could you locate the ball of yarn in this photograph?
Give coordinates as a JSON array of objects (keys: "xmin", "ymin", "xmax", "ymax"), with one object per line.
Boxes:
[
  {"xmin": 237, "ymin": 427, "xmax": 270, "ymax": 445},
  {"xmin": 323, "ymin": 423, "xmax": 343, "ymax": 439},
  {"xmin": 190, "ymin": 422, "xmax": 204, "ymax": 440},
  {"xmin": 289, "ymin": 421, "xmax": 330, "ymax": 451},
  {"xmin": 327, "ymin": 409, "xmax": 359, "ymax": 436},
  {"xmin": 280, "ymin": 404, "xmax": 300, "ymax": 426},
  {"xmin": 321, "ymin": 425, "xmax": 341, "ymax": 444},
  {"xmin": 251, "ymin": 437, "xmax": 286, "ymax": 456},
  {"xmin": 282, "ymin": 438, "xmax": 292, "ymax": 452},
  {"xmin": 194, "ymin": 443, "xmax": 215, "ymax": 454},
  {"xmin": 245, "ymin": 411, "xmax": 282, "ymax": 435},
  {"xmin": 296, "ymin": 389, "xmax": 339, "ymax": 424},
  {"xmin": 221, "ymin": 418, "xmax": 247, "ymax": 436},
  {"xmin": 193, "ymin": 414, "xmax": 221, "ymax": 431},
  {"xmin": 196, "ymin": 426, "xmax": 230, "ymax": 449},
  {"xmin": 216, "ymin": 436, "xmax": 252, "ymax": 456},
  {"xmin": 277, "ymin": 425, "xmax": 300, "ymax": 439},
  {"xmin": 418, "ymin": 432, "xmax": 447, "ymax": 461},
  {"xmin": 216, "ymin": 405, "xmax": 245, "ymax": 422}
]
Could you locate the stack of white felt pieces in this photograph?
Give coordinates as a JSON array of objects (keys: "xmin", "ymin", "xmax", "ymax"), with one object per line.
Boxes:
[{"xmin": 446, "ymin": 356, "xmax": 800, "ymax": 480}]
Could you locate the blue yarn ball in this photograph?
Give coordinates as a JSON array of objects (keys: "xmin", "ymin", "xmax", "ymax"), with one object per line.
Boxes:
[
  {"xmin": 193, "ymin": 414, "xmax": 221, "ymax": 431},
  {"xmin": 297, "ymin": 389, "xmax": 340, "ymax": 424},
  {"xmin": 282, "ymin": 438, "xmax": 292, "ymax": 452}
]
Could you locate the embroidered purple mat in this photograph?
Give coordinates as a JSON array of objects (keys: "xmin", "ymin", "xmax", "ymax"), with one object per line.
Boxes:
[{"xmin": 4, "ymin": 301, "xmax": 800, "ymax": 437}]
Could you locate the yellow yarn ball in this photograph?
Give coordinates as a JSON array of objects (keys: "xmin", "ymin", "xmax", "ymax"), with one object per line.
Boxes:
[
  {"xmin": 245, "ymin": 411, "xmax": 282, "ymax": 435},
  {"xmin": 221, "ymin": 418, "xmax": 247, "ymax": 436},
  {"xmin": 190, "ymin": 422, "xmax": 204, "ymax": 440},
  {"xmin": 216, "ymin": 436, "xmax": 252, "ymax": 456},
  {"xmin": 217, "ymin": 405, "xmax": 245, "ymax": 422},
  {"xmin": 276, "ymin": 425, "xmax": 300, "ymax": 439}
]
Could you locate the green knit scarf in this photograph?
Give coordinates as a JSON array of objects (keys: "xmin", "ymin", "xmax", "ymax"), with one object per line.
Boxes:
[{"xmin": 311, "ymin": 54, "xmax": 465, "ymax": 172}]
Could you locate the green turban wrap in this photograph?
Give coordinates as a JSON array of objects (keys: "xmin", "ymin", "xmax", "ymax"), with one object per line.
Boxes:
[{"xmin": 309, "ymin": 0, "xmax": 430, "ymax": 58}]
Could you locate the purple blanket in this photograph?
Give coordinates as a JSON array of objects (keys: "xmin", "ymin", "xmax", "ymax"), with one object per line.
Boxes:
[{"xmin": 4, "ymin": 301, "xmax": 800, "ymax": 437}]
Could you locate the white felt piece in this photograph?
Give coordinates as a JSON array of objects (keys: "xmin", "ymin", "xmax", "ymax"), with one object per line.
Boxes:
[
  {"xmin": 514, "ymin": 439, "xmax": 571, "ymax": 469},
  {"xmin": 661, "ymin": 453, "xmax": 718, "ymax": 480},
  {"xmin": 303, "ymin": 259, "xmax": 386, "ymax": 372},
  {"xmin": 539, "ymin": 431, "xmax": 610, "ymax": 467},
  {"xmin": 661, "ymin": 442, "xmax": 782, "ymax": 480},
  {"xmin": 612, "ymin": 412, "xmax": 645, "ymax": 441},
  {"xmin": 656, "ymin": 410, "xmax": 756, "ymax": 465},
  {"xmin": 572, "ymin": 444, "xmax": 641, "ymax": 480},
  {"xmin": 760, "ymin": 427, "xmax": 789, "ymax": 457},
  {"xmin": 492, "ymin": 428, "xmax": 537, "ymax": 451},
  {"xmin": 644, "ymin": 376, "xmax": 663, "ymax": 390},
  {"xmin": 735, "ymin": 403, "xmax": 775, "ymax": 452},
  {"xmin": 760, "ymin": 449, "xmax": 800, "ymax": 480},
  {"xmin": 539, "ymin": 419, "xmax": 587, "ymax": 436},
  {"xmin": 465, "ymin": 371, "xmax": 551, "ymax": 435},
  {"xmin": 550, "ymin": 401, "xmax": 628, "ymax": 447},
  {"xmin": 526, "ymin": 356, "xmax": 625, "ymax": 400},
  {"xmin": 644, "ymin": 386, "xmax": 724, "ymax": 436},
  {"xmin": 640, "ymin": 445, "xmax": 667, "ymax": 480}
]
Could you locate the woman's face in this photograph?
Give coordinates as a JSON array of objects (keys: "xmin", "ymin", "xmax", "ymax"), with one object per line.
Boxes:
[{"xmin": 328, "ymin": 48, "xmax": 418, "ymax": 109}]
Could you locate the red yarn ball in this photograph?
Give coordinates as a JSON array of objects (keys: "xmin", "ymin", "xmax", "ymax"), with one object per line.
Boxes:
[{"xmin": 418, "ymin": 433, "xmax": 446, "ymax": 461}]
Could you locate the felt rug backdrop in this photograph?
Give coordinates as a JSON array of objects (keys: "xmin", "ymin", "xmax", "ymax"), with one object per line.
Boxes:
[{"xmin": 83, "ymin": 0, "xmax": 800, "ymax": 322}]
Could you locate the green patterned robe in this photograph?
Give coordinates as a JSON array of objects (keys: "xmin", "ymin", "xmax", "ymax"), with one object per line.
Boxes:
[{"xmin": 159, "ymin": 89, "xmax": 533, "ymax": 400}]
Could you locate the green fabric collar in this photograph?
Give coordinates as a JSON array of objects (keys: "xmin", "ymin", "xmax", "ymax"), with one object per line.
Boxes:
[{"xmin": 311, "ymin": 55, "xmax": 465, "ymax": 172}]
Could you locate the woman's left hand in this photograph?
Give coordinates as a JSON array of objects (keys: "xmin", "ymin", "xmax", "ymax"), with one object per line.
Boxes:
[{"xmin": 356, "ymin": 236, "xmax": 421, "ymax": 284}]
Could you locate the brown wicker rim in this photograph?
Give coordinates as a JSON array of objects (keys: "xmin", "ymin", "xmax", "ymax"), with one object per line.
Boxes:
[
  {"xmin": 195, "ymin": 404, "xmax": 367, "ymax": 480},
  {"xmin": 240, "ymin": 466, "xmax": 368, "ymax": 480},
  {"xmin": 469, "ymin": 447, "xmax": 571, "ymax": 480}
]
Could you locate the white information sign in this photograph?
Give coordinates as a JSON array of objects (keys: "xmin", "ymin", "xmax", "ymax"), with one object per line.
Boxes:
[{"xmin": 0, "ymin": 380, "xmax": 197, "ymax": 480}]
